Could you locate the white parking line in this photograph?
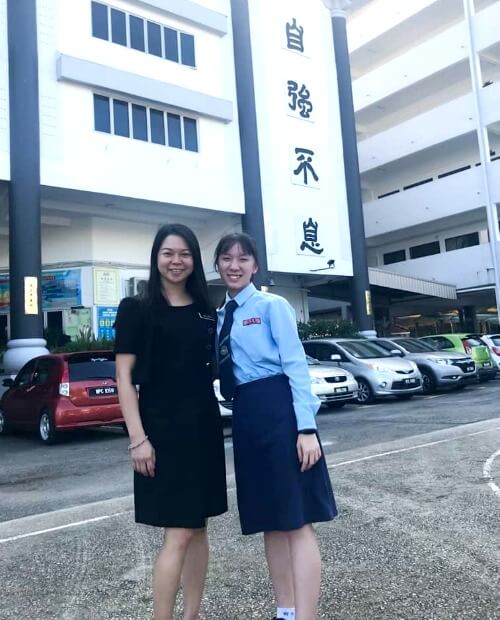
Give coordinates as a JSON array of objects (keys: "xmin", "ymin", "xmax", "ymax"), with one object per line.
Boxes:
[
  {"xmin": 483, "ymin": 448, "xmax": 500, "ymax": 499},
  {"xmin": 327, "ymin": 426, "xmax": 500, "ymax": 470},
  {"xmin": 2, "ymin": 423, "xmax": 499, "ymax": 545}
]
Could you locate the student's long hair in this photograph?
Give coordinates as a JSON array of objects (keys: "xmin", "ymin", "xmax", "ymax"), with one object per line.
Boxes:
[
  {"xmin": 144, "ymin": 223, "xmax": 212, "ymax": 313},
  {"xmin": 213, "ymin": 232, "xmax": 260, "ymax": 270}
]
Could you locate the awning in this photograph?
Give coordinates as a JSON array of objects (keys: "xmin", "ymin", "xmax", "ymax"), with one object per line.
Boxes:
[{"xmin": 368, "ymin": 268, "xmax": 457, "ymax": 300}]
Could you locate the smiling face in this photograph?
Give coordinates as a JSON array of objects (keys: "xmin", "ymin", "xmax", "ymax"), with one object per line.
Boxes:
[
  {"xmin": 217, "ymin": 242, "xmax": 258, "ymax": 296},
  {"xmin": 157, "ymin": 234, "xmax": 194, "ymax": 289}
]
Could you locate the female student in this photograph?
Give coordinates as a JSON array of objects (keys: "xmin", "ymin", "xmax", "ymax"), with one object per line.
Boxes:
[
  {"xmin": 215, "ymin": 232, "xmax": 337, "ymax": 620},
  {"xmin": 115, "ymin": 223, "xmax": 227, "ymax": 620}
]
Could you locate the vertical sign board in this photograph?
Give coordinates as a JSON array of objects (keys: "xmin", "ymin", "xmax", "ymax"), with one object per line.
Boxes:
[{"xmin": 247, "ymin": 0, "xmax": 353, "ymax": 276}]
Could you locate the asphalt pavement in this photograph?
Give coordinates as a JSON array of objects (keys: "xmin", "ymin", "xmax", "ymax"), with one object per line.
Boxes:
[{"xmin": 1, "ymin": 380, "xmax": 499, "ymax": 619}]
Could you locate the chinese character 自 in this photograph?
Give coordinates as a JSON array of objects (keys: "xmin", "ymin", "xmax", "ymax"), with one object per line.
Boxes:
[
  {"xmin": 288, "ymin": 81, "xmax": 313, "ymax": 119},
  {"xmin": 300, "ymin": 218, "xmax": 324, "ymax": 254},
  {"xmin": 293, "ymin": 148, "xmax": 319, "ymax": 186},
  {"xmin": 286, "ymin": 18, "xmax": 304, "ymax": 53}
]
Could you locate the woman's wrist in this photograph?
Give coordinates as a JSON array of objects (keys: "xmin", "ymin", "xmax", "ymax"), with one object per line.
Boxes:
[{"xmin": 128, "ymin": 435, "xmax": 149, "ymax": 451}]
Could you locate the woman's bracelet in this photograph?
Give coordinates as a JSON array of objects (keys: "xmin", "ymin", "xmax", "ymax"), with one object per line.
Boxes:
[{"xmin": 128, "ymin": 435, "xmax": 149, "ymax": 451}]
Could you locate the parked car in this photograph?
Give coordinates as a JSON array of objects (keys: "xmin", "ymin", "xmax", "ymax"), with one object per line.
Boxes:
[
  {"xmin": 0, "ymin": 351, "xmax": 123, "ymax": 444},
  {"xmin": 213, "ymin": 355, "xmax": 358, "ymax": 414},
  {"xmin": 419, "ymin": 334, "xmax": 497, "ymax": 382},
  {"xmin": 302, "ymin": 338, "xmax": 422, "ymax": 404},
  {"xmin": 371, "ymin": 337, "xmax": 477, "ymax": 394},
  {"xmin": 477, "ymin": 334, "xmax": 500, "ymax": 371}
]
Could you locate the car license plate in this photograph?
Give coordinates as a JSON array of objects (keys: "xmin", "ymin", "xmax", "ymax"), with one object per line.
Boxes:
[
  {"xmin": 88, "ymin": 386, "xmax": 117, "ymax": 397},
  {"xmin": 404, "ymin": 378, "xmax": 417, "ymax": 385},
  {"xmin": 335, "ymin": 386, "xmax": 348, "ymax": 393},
  {"xmin": 482, "ymin": 362, "xmax": 491, "ymax": 368}
]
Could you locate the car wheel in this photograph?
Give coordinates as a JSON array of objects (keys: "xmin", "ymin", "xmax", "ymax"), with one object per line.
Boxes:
[
  {"xmin": 328, "ymin": 402, "xmax": 346, "ymax": 409},
  {"xmin": 39, "ymin": 410, "xmax": 57, "ymax": 445},
  {"xmin": 421, "ymin": 370, "xmax": 436, "ymax": 394},
  {"xmin": 396, "ymin": 394, "xmax": 414, "ymax": 400},
  {"xmin": 356, "ymin": 379, "xmax": 375, "ymax": 404},
  {"xmin": 0, "ymin": 408, "xmax": 9, "ymax": 435}
]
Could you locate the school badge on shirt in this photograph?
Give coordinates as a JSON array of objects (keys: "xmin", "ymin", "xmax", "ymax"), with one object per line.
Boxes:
[{"xmin": 243, "ymin": 317, "xmax": 262, "ymax": 326}]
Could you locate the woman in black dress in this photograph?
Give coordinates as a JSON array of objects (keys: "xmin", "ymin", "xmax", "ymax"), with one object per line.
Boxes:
[{"xmin": 115, "ymin": 223, "xmax": 227, "ymax": 620}]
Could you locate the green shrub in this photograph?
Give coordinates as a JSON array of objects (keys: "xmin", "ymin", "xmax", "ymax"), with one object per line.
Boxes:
[
  {"xmin": 52, "ymin": 326, "xmax": 114, "ymax": 353},
  {"xmin": 298, "ymin": 319, "xmax": 359, "ymax": 340}
]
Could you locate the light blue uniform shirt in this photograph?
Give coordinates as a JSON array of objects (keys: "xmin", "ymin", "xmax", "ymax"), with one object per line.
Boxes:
[{"xmin": 216, "ymin": 283, "xmax": 320, "ymax": 431}]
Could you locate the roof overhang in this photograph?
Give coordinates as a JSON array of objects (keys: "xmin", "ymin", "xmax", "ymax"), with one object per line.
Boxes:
[{"xmin": 368, "ymin": 268, "xmax": 457, "ymax": 300}]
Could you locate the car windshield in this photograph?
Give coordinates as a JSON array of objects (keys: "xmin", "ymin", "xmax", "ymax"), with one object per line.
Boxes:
[
  {"xmin": 396, "ymin": 338, "xmax": 436, "ymax": 353},
  {"xmin": 306, "ymin": 355, "xmax": 321, "ymax": 365},
  {"xmin": 68, "ymin": 356, "xmax": 116, "ymax": 381},
  {"xmin": 489, "ymin": 336, "xmax": 500, "ymax": 346},
  {"xmin": 339, "ymin": 340, "xmax": 392, "ymax": 359},
  {"xmin": 373, "ymin": 340, "xmax": 403, "ymax": 354}
]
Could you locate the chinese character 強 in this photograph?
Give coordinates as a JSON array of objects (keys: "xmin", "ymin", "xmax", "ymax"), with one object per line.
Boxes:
[{"xmin": 288, "ymin": 81, "xmax": 313, "ymax": 119}]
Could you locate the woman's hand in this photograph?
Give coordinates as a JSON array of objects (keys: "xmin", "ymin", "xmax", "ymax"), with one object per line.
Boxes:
[
  {"xmin": 297, "ymin": 433, "xmax": 322, "ymax": 472},
  {"xmin": 131, "ymin": 439, "xmax": 156, "ymax": 478}
]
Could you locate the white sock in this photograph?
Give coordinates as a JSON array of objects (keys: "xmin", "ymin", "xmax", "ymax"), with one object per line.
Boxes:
[{"xmin": 277, "ymin": 608, "xmax": 295, "ymax": 620}]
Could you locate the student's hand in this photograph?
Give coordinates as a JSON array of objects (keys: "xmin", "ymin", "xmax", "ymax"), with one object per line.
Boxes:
[
  {"xmin": 297, "ymin": 433, "xmax": 322, "ymax": 472},
  {"xmin": 131, "ymin": 439, "xmax": 156, "ymax": 478}
]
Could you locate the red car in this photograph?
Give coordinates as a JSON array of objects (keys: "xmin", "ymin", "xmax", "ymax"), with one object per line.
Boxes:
[{"xmin": 0, "ymin": 351, "xmax": 123, "ymax": 444}]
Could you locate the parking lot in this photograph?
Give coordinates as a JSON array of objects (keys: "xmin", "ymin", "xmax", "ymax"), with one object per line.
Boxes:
[{"xmin": 1, "ymin": 380, "xmax": 499, "ymax": 619}]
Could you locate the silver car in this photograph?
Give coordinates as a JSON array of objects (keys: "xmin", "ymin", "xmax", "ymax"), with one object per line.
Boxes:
[
  {"xmin": 302, "ymin": 338, "xmax": 422, "ymax": 404},
  {"xmin": 372, "ymin": 337, "xmax": 477, "ymax": 394},
  {"xmin": 306, "ymin": 355, "xmax": 358, "ymax": 409}
]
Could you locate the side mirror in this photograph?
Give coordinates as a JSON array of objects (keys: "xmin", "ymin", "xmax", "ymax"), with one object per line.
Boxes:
[
  {"xmin": 390, "ymin": 349, "xmax": 404, "ymax": 357},
  {"xmin": 2, "ymin": 377, "xmax": 15, "ymax": 387},
  {"xmin": 330, "ymin": 354, "xmax": 341, "ymax": 361}
]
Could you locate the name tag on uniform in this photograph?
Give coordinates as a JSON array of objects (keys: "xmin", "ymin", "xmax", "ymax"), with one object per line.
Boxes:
[{"xmin": 243, "ymin": 317, "xmax": 262, "ymax": 326}]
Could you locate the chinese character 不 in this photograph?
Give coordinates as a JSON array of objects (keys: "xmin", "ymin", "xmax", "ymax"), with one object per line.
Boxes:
[
  {"xmin": 293, "ymin": 148, "xmax": 319, "ymax": 186},
  {"xmin": 300, "ymin": 218, "xmax": 324, "ymax": 254},
  {"xmin": 286, "ymin": 18, "xmax": 304, "ymax": 53},
  {"xmin": 288, "ymin": 81, "xmax": 313, "ymax": 119}
]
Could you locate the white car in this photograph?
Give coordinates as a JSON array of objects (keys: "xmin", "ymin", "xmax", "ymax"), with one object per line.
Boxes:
[
  {"xmin": 479, "ymin": 334, "xmax": 500, "ymax": 370},
  {"xmin": 213, "ymin": 356, "xmax": 358, "ymax": 417}
]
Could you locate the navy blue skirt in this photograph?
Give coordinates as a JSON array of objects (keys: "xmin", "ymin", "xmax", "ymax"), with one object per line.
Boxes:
[{"xmin": 232, "ymin": 374, "xmax": 337, "ymax": 535}]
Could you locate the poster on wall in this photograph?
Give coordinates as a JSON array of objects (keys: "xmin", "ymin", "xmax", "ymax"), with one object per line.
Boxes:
[
  {"xmin": 96, "ymin": 306, "xmax": 118, "ymax": 341},
  {"xmin": 93, "ymin": 268, "xmax": 120, "ymax": 306},
  {"xmin": 0, "ymin": 269, "xmax": 82, "ymax": 313},
  {"xmin": 63, "ymin": 307, "xmax": 92, "ymax": 341}
]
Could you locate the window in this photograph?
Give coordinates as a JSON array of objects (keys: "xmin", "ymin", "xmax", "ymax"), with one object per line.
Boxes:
[
  {"xmin": 167, "ymin": 113, "xmax": 182, "ymax": 149},
  {"xmin": 129, "ymin": 15, "xmax": 145, "ymax": 52},
  {"xmin": 93, "ymin": 95, "xmax": 198, "ymax": 152},
  {"xmin": 180, "ymin": 32, "xmax": 195, "ymax": 67},
  {"xmin": 111, "ymin": 8, "xmax": 127, "ymax": 46},
  {"xmin": 15, "ymin": 360, "xmax": 36, "ymax": 386},
  {"xmin": 132, "ymin": 104, "xmax": 148, "ymax": 141},
  {"xmin": 445, "ymin": 232, "xmax": 479, "ymax": 252},
  {"xmin": 91, "ymin": 2, "xmax": 108, "ymax": 40},
  {"xmin": 94, "ymin": 94, "xmax": 111, "ymax": 133},
  {"xmin": 150, "ymin": 109, "xmax": 166, "ymax": 145},
  {"xmin": 409, "ymin": 241, "xmax": 440, "ymax": 259},
  {"xmin": 113, "ymin": 99, "xmax": 130, "ymax": 137},
  {"xmin": 422, "ymin": 336, "xmax": 454, "ymax": 350},
  {"xmin": 164, "ymin": 27, "xmax": 179, "ymax": 62},
  {"xmin": 383, "ymin": 249, "xmax": 406, "ymax": 265},
  {"xmin": 33, "ymin": 359, "xmax": 54, "ymax": 385},
  {"xmin": 183, "ymin": 117, "xmax": 198, "ymax": 152},
  {"xmin": 91, "ymin": 4, "xmax": 196, "ymax": 68},
  {"xmin": 147, "ymin": 21, "xmax": 162, "ymax": 57}
]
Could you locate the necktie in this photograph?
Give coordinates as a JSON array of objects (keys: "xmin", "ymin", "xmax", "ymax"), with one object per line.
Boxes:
[{"xmin": 218, "ymin": 299, "xmax": 238, "ymax": 400}]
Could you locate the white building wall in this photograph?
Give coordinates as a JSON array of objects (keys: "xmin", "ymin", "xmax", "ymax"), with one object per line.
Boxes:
[
  {"xmin": 37, "ymin": 0, "xmax": 245, "ymax": 214},
  {"xmin": 0, "ymin": 0, "xmax": 9, "ymax": 181}
]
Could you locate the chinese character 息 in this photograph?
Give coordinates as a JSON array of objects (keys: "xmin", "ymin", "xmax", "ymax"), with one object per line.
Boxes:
[
  {"xmin": 286, "ymin": 18, "xmax": 304, "ymax": 53},
  {"xmin": 294, "ymin": 148, "xmax": 319, "ymax": 186},
  {"xmin": 300, "ymin": 218, "xmax": 324, "ymax": 254},
  {"xmin": 288, "ymin": 81, "xmax": 313, "ymax": 119}
]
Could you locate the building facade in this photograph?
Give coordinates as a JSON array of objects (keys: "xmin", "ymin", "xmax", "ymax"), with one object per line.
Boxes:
[{"xmin": 348, "ymin": 0, "xmax": 500, "ymax": 334}]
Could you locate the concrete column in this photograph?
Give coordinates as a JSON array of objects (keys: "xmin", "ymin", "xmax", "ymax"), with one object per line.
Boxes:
[
  {"xmin": 322, "ymin": 0, "xmax": 376, "ymax": 338},
  {"xmin": 4, "ymin": 0, "xmax": 48, "ymax": 373}
]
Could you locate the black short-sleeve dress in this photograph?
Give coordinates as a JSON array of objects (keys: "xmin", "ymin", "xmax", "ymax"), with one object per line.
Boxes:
[{"xmin": 114, "ymin": 296, "xmax": 227, "ymax": 528}]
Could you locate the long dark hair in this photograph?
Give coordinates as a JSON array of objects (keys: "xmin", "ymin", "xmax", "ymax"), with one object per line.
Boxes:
[
  {"xmin": 144, "ymin": 223, "xmax": 212, "ymax": 313},
  {"xmin": 213, "ymin": 232, "xmax": 260, "ymax": 270}
]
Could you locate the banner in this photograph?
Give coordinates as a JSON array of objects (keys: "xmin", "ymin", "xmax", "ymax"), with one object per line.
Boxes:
[{"xmin": 96, "ymin": 306, "xmax": 118, "ymax": 340}]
